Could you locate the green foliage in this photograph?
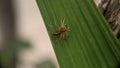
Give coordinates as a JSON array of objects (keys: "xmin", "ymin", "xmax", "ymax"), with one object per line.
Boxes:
[
  {"xmin": 0, "ymin": 39, "xmax": 31, "ymax": 68},
  {"xmin": 36, "ymin": 0, "xmax": 120, "ymax": 68},
  {"xmin": 35, "ymin": 59, "xmax": 56, "ymax": 68}
]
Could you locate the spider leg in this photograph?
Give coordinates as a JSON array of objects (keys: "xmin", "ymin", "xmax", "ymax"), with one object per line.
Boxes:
[
  {"xmin": 53, "ymin": 18, "xmax": 60, "ymax": 31},
  {"xmin": 67, "ymin": 27, "xmax": 71, "ymax": 31},
  {"xmin": 60, "ymin": 33, "xmax": 65, "ymax": 39},
  {"xmin": 61, "ymin": 17, "xmax": 65, "ymax": 27}
]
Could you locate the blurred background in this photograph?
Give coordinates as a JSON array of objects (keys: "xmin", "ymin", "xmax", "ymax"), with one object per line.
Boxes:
[{"xmin": 0, "ymin": 0, "xmax": 59, "ymax": 68}]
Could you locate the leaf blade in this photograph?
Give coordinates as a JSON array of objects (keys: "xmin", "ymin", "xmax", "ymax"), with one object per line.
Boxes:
[{"xmin": 36, "ymin": 0, "xmax": 120, "ymax": 68}]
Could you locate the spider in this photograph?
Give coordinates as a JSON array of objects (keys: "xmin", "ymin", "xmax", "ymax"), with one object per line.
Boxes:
[{"xmin": 53, "ymin": 18, "xmax": 69, "ymax": 38}]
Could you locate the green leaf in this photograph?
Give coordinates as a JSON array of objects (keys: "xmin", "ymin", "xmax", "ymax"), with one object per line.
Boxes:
[{"xmin": 36, "ymin": 0, "xmax": 120, "ymax": 68}]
